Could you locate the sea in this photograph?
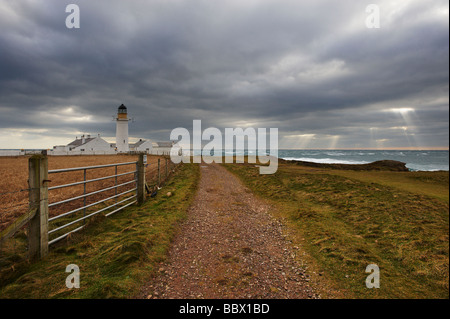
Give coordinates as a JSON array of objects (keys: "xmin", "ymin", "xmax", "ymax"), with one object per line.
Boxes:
[{"xmin": 277, "ymin": 150, "xmax": 449, "ymax": 172}]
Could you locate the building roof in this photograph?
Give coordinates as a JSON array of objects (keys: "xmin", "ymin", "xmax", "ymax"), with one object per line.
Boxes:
[
  {"xmin": 118, "ymin": 104, "xmax": 127, "ymax": 110},
  {"xmin": 154, "ymin": 141, "xmax": 174, "ymax": 148},
  {"xmin": 67, "ymin": 137, "xmax": 95, "ymax": 147},
  {"xmin": 131, "ymin": 139, "xmax": 147, "ymax": 148}
]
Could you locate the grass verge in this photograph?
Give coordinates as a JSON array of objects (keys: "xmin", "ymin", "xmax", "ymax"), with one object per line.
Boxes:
[
  {"xmin": 223, "ymin": 161, "xmax": 449, "ymax": 299},
  {"xmin": 0, "ymin": 163, "xmax": 199, "ymax": 299}
]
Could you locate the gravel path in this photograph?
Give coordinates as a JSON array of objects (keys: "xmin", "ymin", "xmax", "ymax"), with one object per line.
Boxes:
[{"xmin": 140, "ymin": 163, "xmax": 318, "ymax": 299}]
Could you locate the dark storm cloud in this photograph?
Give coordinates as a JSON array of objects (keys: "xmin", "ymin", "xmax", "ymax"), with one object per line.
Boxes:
[{"xmin": 0, "ymin": 0, "xmax": 448, "ymax": 149}]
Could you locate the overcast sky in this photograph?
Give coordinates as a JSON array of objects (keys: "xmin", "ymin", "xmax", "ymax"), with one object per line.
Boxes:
[{"xmin": 0, "ymin": 0, "xmax": 448, "ymax": 149}]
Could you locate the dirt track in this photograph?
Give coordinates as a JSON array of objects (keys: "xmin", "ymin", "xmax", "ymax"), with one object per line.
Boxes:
[{"xmin": 140, "ymin": 163, "xmax": 318, "ymax": 299}]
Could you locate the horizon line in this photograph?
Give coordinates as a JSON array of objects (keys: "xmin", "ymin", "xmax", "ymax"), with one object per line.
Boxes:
[{"xmin": 1, "ymin": 147, "xmax": 448, "ymax": 151}]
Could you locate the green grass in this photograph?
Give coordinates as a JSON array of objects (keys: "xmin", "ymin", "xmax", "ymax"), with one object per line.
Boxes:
[
  {"xmin": 223, "ymin": 162, "xmax": 449, "ymax": 299},
  {"xmin": 327, "ymin": 170, "xmax": 449, "ymax": 203},
  {"xmin": 0, "ymin": 163, "xmax": 199, "ymax": 299}
]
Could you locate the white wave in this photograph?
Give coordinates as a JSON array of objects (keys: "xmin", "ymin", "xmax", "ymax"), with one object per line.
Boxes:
[
  {"xmin": 325, "ymin": 152, "xmax": 346, "ymax": 156},
  {"xmin": 406, "ymin": 164, "xmax": 449, "ymax": 171},
  {"xmin": 357, "ymin": 152, "xmax": 376, "ymax": 156},
  {"xmin": 282, "ymin": 157, "xmax": 370, "ymax": 165}
]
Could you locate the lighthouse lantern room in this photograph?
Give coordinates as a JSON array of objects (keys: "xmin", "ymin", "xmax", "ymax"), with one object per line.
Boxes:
[{"xmin": 116, "ymin": 104, "xmax": 129, "ymax": 152}]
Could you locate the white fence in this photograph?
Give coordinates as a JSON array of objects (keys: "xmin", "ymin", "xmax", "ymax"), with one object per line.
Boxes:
[
  {"xmin": 0, "ymin": 148, "xmax": 181, "ymax": 157},
  {"xmin": 0, "ymin": 150, "xmax": 43, "ymax": 156},
  {"xmin": 49, "ymin": 150, "xmax": 117, "ymax": 156}
]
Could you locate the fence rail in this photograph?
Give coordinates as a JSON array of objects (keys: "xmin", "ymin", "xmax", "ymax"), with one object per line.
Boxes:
[
  {"xmin": 46, "ymin": 159, "xmax": 140, "ymax": 246},
  {"xmin": 48, "ymin": 161, "xmax": 138, "ymax": 174},
  {"xmin": 48, "ymin": 170, "xmax": 136, "ymax": 191}
]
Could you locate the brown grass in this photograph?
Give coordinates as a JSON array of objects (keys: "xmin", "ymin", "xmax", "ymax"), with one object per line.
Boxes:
[{"xmin": 0, "ymin": 155, "xmax": 170, "ymax": 234}]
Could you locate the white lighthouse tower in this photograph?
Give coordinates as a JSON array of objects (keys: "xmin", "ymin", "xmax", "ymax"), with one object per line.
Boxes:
[{"xmin": 116, "ymin": 104, "xmax": 129, "ymax": 153}]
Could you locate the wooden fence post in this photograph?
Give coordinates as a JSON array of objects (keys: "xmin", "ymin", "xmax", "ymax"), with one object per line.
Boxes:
[
  {"xmin": 158, "ymin": 158, "xmax": 161, "ymax": 187},
  {"xmin": 28, "ymin": 154, "xmax": 49, "ymax": 260},
  {"xmin": 137, "ymin": 154, "xmax": 146, "ymax": 205},
  {"xmin": 165, "ymin": 158, "xmax": 168, "ymax": 179}
]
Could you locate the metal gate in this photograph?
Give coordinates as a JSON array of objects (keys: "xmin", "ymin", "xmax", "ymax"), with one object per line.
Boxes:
[{"xmin": 47, "ymin": 161, "xmax": 138, "ymax": 245}]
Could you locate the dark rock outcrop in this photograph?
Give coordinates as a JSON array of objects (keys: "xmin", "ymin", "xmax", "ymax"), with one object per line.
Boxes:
[{"xmin": 280, "ymin": 159, "xmax": 409, "ymax": 171}]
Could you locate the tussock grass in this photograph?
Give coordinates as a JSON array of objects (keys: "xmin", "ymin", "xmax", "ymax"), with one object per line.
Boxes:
[
  {"xmin": 223, "ymin": 161, "xmax": 449, "ymax": 299},
  {"xmin": 0, "ymin": 163, "xmax": 199, "ymax": 299}
]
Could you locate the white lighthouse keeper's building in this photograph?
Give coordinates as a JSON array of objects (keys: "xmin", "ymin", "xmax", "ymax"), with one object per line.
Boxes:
[
  {"xmin": 48, "ymin": 103, "xmax": 180, "ymax": 156},
  {"xmin": 116, "ymin": 104, "xmax": 130, "ymax": 152}
]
